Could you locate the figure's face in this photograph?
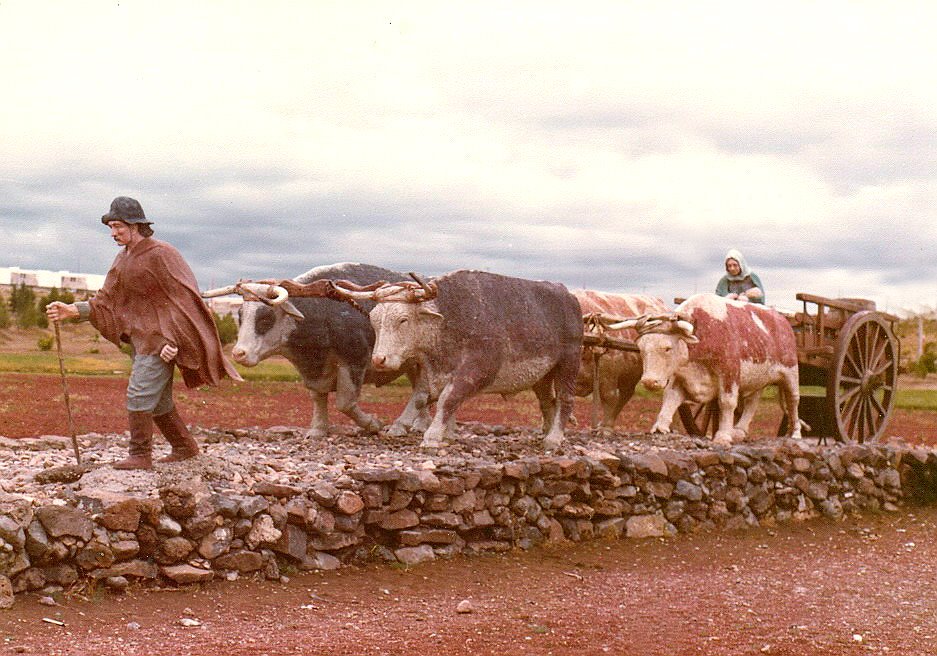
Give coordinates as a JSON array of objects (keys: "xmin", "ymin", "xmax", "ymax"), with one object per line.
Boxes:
[
  {"xmin": 108, "ymin": 220, "xmax": 137, "ymax": 246},
  {"xmin": 725, "ymin": 258, "xmax": 741, "ymax": 276}
]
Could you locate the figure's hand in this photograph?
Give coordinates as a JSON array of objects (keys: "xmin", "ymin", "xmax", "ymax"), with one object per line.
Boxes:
[
  {"xmin": 160, "ymin": 343, "xmax": 178, "ymax": 363},
  {"xmin": 46, "ymin": 301, "xmax": 79, "ymax": 322},
  {"xmin": 744, "ymin": 288, "xmax": 763, "ymax": 301},
  {"xmin": 726, "ymin": 293, "xmax": 739, "ymax": 300}
]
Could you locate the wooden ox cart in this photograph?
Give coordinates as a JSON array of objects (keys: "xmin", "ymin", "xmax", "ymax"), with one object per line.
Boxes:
[{"xmin": 583, "ymin": 293, "xmax": 900, "ymax": 443}]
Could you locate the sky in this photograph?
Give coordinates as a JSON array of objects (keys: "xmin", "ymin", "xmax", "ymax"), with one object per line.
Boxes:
[{"xmin": 1, "ymin": 1, "xmax": 935, "ymax": 314}]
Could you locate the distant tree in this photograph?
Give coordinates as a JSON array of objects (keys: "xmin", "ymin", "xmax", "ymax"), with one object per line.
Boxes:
[
  {"xmin": 10, "ymin": 283, "xmax": 38, "ymax": 329},
  {"xmin": 37, "ymin": 287, "xmax": 76, "ymax": 329},
  {"xmin": 213, "ymin": 312, "xmax": 239, "ymax": 346},
  {"xmin": 0, "ymin": 290, "xmax": 9, "ymax": 329}
]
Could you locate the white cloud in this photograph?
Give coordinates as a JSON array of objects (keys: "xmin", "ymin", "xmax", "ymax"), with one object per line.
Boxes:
[{"xmin": 1, "ymin": 1, "xmax": 936, "ymax": 312}]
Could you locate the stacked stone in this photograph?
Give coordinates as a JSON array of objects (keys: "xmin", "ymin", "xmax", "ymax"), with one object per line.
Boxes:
[{"xmin": 1, "ymin": 439, "xmax": 935, "ymax": 605}]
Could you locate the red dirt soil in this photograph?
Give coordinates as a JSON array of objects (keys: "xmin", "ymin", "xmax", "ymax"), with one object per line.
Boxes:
[
  {"xmin": 3, "ymin": 373, "xmax": 937, "ymax": 447},
  {"xmin": 3, "ymin": 371, "xmax": 937, "ymax": 655}
]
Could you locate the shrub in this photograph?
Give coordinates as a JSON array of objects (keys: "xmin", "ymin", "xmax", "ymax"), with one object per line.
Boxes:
[
  {"xmin": 909, "ymin": 343, "xmax": 937, "ymax": 378},
  {"xmin": 37, "ymin": 334, "xmax": 55, "ymax": 351},
  {"xmin": 214, "ymin": 312, "xmax": 239, "ymax": 346},
  {"xmin": 0, "ymin": 290, "xmax": 9, "ymax": 329}
]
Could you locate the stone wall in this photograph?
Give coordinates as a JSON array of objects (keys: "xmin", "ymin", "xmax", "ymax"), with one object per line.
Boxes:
[{"xmin": 2, "ymin": 439, "xmax": 936, "ymax": 606}]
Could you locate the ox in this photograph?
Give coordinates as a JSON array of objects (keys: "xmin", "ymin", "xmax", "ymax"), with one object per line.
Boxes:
[
  {"xmin": 573, "ymin": 290, "xmax": 669, "ymax": 430},
  {"xmin": 612, "ymin": 293, "xmax": 802, "ymax": 446},
  {"xmin": 334, "ymin": 270, "xmax": 582, "ymax": 451},
  {"xmin": 202, "ymin": 263, "xmax": 429, "ymax": 438}
]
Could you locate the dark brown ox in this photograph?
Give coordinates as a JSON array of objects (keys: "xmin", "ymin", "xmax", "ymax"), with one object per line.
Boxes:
[
  {"xmin": 573, "ymin": 290, "xmax": 669, "ymax": 430},
  {"xmin": 334, "ymin": 270, "xmax": 583, "ymax": 451},
  {"xmin": 612, "ymin": 293, "xmax": 801, "ymax": 446}
]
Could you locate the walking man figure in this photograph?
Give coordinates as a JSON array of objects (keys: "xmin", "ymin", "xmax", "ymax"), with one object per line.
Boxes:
[{"xmin": 46, "ymin": 196, "xmax": 241, "ymax": 470}]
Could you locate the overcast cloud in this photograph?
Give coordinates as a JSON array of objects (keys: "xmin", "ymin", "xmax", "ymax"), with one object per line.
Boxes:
[{"xmin": 1, "ymin": 1, "xmax": 935, "ymax": 312}]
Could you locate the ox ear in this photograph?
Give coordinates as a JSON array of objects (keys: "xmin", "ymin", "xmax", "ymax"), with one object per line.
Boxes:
[
  {"xmin": 418, "ymin": 301, "xmax": 443, "ymax": 321},
  {"xmin": 281, "ymin": 300, "xmax": 304, "ymax": 320}
]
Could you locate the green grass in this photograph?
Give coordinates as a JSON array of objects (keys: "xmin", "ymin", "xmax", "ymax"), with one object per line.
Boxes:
[
  {"xmin": 895, "ymin": 389, "xmax": 937, "ymax": 412},
  {"xmin": 0, "ymin": 351, "xmax": 302, "ymax": 382},
  {"xmin": 4, "ymin": 350, "xmax": 937, "ymax": 411},
  {"xmin": 636, "ymin": 382, "xmax": 937, "ymax": 412}
]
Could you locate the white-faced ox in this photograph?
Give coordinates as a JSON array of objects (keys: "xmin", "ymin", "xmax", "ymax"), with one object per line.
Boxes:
[
  {"xmin": 202, "ymin": 263, "xmax": 429, "ymax": 438},
  {"xmin": 612, "ymin": 293, "xmax": 802, "ymax": 446},
  {"xmin": 573, "ymin": 290, "xmax": 669, "ymax": 430},
  {"xmin": 335, "ymin": 270, "xmax": 583, "ymax": 451}
]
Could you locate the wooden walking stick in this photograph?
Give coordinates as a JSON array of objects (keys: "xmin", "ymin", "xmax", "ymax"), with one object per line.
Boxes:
[{"xmin": 53, "ymin": 320, "xmax": 82, "ymax": 465}]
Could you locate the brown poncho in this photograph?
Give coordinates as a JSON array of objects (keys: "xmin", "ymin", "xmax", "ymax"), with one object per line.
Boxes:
[{"xmin": 89, "ymin": 238, "xmax": 241, "ymax": 388}]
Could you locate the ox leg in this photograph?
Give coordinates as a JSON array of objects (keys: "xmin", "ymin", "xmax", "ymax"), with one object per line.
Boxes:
[
  {"xmin": 713, "ymin": 384, "xmax": 740, "ymax": 446},
  {"xmin": 603, "ymin": 372, "xmax": 638, "ymax": 431},
  {"xmin": 420, "ymin": 372, "xmax": 486, "ymax": 449},
  {"xmin": 421, "ymin": 384, "xmax": 457, "ymax": 448},
  {"xmin": 387, "ymin": 371, "xmax": 431, "ymax": 437},
  {"xmin": 778, "ymin": 371, "xmax": 803, "ymax": 439},
  {"xmin": 542, "ymin": 352, "xmax": 578, "ymax": 451},
  {"xmin": 306, "ymin": 391, "xmax": 330, "ymax": 439},
  {"xmin": 734, "ymin": 391, "xmax": 761, "ymax": 441},
  {"xmin": 335, "ymin": 365, "xmax": 382, "ymax": 434},
  {"xmin": 532, "ymin": 377, "xmax": 557, "ymax": 435},
  {"xmin": 650, "ymin": 384, "xmax": 686, "ymax": 434}
]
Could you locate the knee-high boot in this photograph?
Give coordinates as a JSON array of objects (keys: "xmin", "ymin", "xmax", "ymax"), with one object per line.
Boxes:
[
  {"xmin": 113, "ymin": 411, "xmax": 154, "ymax": 470},
  {"xmin": 154, "ymin": 407, "xmax": 200, "ymax": 463}
]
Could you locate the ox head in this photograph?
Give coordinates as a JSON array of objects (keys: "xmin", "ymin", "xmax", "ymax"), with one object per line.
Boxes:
[
  {"xmin": 202, "ymin": 281, "xmax": 304, "ymax": 367},
  {"xmin": 331, "ymin": 275, "xmax": 442, "ymax": 372},
  {"xmin": 607, "ymin": 313, "xmax": 698, "ymax": 391}
]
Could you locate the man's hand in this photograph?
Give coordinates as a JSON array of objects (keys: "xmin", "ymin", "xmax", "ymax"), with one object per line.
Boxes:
[
  {"xmin": 46, "ymin": 301, "xmax": 79, "ymax": 322},
  {"xmin": 160, "ymin": 344, "xmax": 178, "ymax": 363}
]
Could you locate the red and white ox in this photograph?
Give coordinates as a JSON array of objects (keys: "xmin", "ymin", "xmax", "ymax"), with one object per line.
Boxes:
[
  {"xmin": 573, "ymin": 291, "xmax": 669, "ymax": 430},
  {"xmin": 611, "ymin": 293, "xmax": 802, "ymax": 446}
]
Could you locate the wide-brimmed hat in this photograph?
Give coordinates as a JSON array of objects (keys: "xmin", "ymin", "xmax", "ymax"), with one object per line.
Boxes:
[{"xmin": 101, "ymin": 196, "xmax": 151, "ymax": 225}]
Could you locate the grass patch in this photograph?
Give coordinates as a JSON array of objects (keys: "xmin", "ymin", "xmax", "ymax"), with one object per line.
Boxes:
[
  {"xmin": 895, "ymin": 389, "xmax": 937, "ymax": 412},
  {"xmin": 0, "ymin": 353, "xmax": 129, "ymax": 375},
  {"xmin": 638, "ymin": 382, "xmax": 937, "ymax": 412},
  {"xmin": 0, "ymin": 351, "xmax": 303, "ymax": 382}
]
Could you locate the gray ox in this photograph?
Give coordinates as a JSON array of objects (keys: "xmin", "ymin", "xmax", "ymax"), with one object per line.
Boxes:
[
  {"xmin": 202, "ymin": 263, "xmax": 429, "ymax": 438},
  {"xmin": 334, "ymin": 270, "xmax": 583, "ymax": 450},
  {"xmin": 611, "ymin": 293, "xmax": 802, "ymax": 446}
]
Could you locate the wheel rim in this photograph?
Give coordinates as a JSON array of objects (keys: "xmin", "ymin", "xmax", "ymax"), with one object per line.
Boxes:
[{"xmin": 828, "ymin": 312, "xmax": 898, "ymax": 442}]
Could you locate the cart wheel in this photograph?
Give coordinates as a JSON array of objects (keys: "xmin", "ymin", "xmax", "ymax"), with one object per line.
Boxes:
[
  {"xmin": 678, "ymin": 401, "xmax": 719, "ymax": 436},
  {"xmin": 828, "ymin": 311, "xmax": 898, "ymax": 443}
]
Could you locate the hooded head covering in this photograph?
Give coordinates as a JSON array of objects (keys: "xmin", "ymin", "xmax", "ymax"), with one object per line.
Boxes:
[{"xmin": 723, "ymin": 248, "xmax": 751, "ymax": 281}]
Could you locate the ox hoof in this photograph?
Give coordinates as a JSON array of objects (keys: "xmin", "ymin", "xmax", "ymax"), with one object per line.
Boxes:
[
  {"xmin": 359, "ymin": 420, "xmax": 383, "ymax": 435},
  {"xmin": 419, "ymin": 439, "xmax": 445, "ymax": 450},
  {"xmin": 384, "ymin": 423, "xmax": 410, "ymax": 438},
  {"xmin": 713, "ymin": 433, "xmax": 733, "ymax": 447},
  {"xmin": 304, "ymin": 428, "xmax": 329, "ymax": 439},
  {"xmin": 543, "ymin": 435, "xmax": 563, "ymax": 452}
]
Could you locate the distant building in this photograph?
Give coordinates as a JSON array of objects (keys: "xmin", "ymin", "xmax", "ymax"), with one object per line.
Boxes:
[
  {"xmin": 204, "ymin": 296, "xmax": 243, "ymax": 318},
  {"xmin": 0, "ymin": 266, "xmax": 106, "ymax": 296}
]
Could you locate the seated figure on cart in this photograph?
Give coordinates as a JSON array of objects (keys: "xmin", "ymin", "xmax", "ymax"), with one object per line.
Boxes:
[{"xmin": 716, "ymin": 248, "xmax": 765, "ymax": 304}]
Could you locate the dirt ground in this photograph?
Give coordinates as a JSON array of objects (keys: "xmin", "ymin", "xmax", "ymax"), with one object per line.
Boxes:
[
  {"xmin": 3, "ymin": 356, "xmax": 937, "ymax": 654},
  {"xmin": 3, "ymin": 507, "xmax": 937, "ymax": 655}
]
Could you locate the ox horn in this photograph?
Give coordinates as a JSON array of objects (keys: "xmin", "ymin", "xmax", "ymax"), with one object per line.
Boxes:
[
  {"xmin": 606, "ymin": 317, "xmax": 641, "ymax": 331},
  {"xmin": 675, "ymin": 318, "xmax": 695, "ymax": 337},
  {"xmin": 201, "ymin": 282, "xmax": 290, "ymax": 305},
  {"xmin": 201, "ymin": 284, "xmax": 240, "ymax": 298}
]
